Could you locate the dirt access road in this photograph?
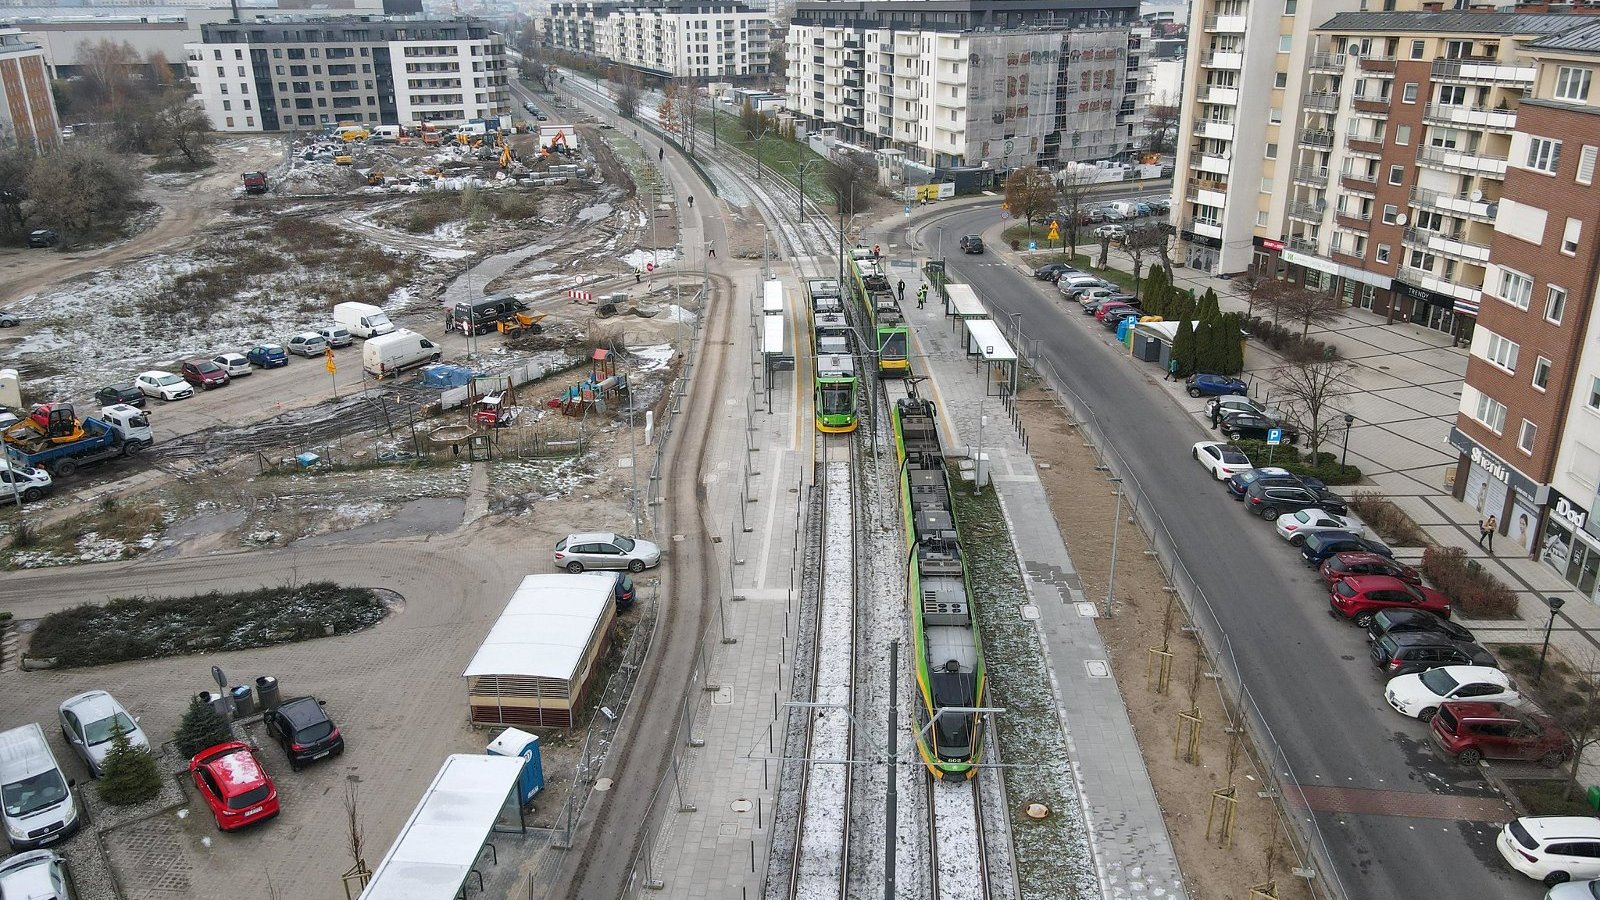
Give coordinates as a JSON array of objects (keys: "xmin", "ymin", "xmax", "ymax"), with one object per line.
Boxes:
[{"xmin": 0, "ymin": 138, "xmax": 284, "ymax": 306}]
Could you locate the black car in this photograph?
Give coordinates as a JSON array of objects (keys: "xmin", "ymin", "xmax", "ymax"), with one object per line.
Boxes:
[
  {"xmin": 959, "ymin": 234, "xmax": 984, "ymax": 254},
  {"xmin": 1301, "ymin": 530, "xmax": 1391, "ymax": 566},
  {"xmin": 1245, "ymin": 480, "xmax": 1348, "ymax": 520},
  {"xmin": 95, "ymin": 382, "xmax": 147, "ymax": 408},
  {"xmin": 1226, "ymin": 466, "xmax": 1298, "ymax": 500},
  {"xmin": 1034, "ymin": 263, "xmax": 1076, "ymax": 281},
  {"xmin": 1365, "ymin": 608, "xmax": 1475, "ymax": 645},
  {"xmin": 264, "ymin": 696, "xmax": 345, "ymax": 771},
  {"xmin": 27, "ymin": 229, "xmax": 58, "ymax": 248},
  {"xmin": 1370, "ymin": 632, "xmax": 1497, "ymax": 678},
  {"xmin": 615, "ymin": 573, "xmax": 635, "ymax": 610},
  {"xmin": 1219, "ymin": 411, "xmax": 1297, "ymax": 444},
  {"xmin": 1103, "ymin": 308, "xmax": 1142, "ymax": 330}
]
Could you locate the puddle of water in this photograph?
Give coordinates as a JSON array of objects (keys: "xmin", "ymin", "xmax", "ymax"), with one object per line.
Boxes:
[
  {"xmin": 292, "ymin": 498, "xmax": 465, "ymax": 547},
  {"xmin": 162, "ymin": 509, "xmax": 250, "ymax": 544}
]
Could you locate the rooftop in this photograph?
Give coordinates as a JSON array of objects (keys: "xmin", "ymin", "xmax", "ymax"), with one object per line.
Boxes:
[
  {"xmin": 1318, "ymin": 10, "xmax": 1590, "ymax": 36},
  {"xmin": 1530, "ymin": 18, "xmax": 1600, "ymax": 52}
]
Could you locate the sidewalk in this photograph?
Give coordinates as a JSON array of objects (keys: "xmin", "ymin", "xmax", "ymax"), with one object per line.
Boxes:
[{"xmin": 872, "ymin": 222, "xmax": 1187, "ymax": 899}]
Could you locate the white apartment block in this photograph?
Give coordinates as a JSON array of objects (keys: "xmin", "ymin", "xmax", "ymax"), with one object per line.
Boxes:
[
  {"xmin": 185, "ymin": 16, "xmax": 509, "ymax": 132},
  {"xmin": 547, "ymin": 1, "xmax": 769, "ymax": 79},
  {"xmin": 785, "ymin": 0, "xmax": 1143, "ymax": 173}
]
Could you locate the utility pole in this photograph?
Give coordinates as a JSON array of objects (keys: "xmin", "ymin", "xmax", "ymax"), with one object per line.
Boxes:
[
  {"xmin": 885, "ymin": 639, "xmax": 898, "ymax": 899},
  {"xmin": 794, "ymin": 159, "xmax": 820, "ymax": 230}
]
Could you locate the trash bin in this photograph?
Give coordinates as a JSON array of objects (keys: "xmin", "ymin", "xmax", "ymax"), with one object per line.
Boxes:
[
  {"xmin": 200, "ymin": 690, "xmax": 230, "ymax": 719},
  {"xmin": 231, "ymin": 685, "xmax": 256, "ymax": 717},
  {"xmin": 255, "ymin": 676, "xmax": 280, "ymax": 712}
]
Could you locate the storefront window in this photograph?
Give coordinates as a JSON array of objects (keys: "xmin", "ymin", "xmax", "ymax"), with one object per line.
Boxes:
[
  {"xmin": 1542, "ymin": 517, "xmax": 1574, "ymax": 571},
  {"xmin": 1542, "ymin": 517, "xmax": 1600, "ymax": 595}
]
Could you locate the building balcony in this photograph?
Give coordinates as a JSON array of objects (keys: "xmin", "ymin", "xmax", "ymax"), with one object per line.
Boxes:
[
  {"xmin": 1287, "ymin": 200, "xmax": 1325, "ymax": 223},
  {"xmin": 1424, "ymin": 103, "xmax": 1516, "ymax": 131},
  {"xmin": 1430, "ymin": 57, "xmax": 1535, "ymax": 86},
  {"xmin": 1200, "ymin": 49, "xmax": 1243, "ymax": 70},
  {"xmin": 1184, "ymin": 218, "xmax": 1224, "ymax": 239},
  {"xmin": 1291, "ymin": 165, "xmax": 1329, "ymax": 186},
  {"xmin": 1409, "ymin": 185, "xmax": 1498, "ymax": 222},
  {"xmin": 1402, "ymin": 227, "xmax": 1492, "ymax": 264},
  {"xmin": 1299, "ymin": 129, "xmax": 1336, "ymax": 149},
  {"xmin": 1185, "ymin": 181, "xmax": 1228, "ymax": 205},
  {"xmin": 1287, "ymin": 236, "xmax": 1320, "ymax": 254},
  {"xmin": 1330, "ymin": 248, "xmax": 1366, "ymax": 267},
  {"xmin": 1194, "ymin": 119, "xmax": 1235, "ymax": 141},
  {"xmin": 1203, "ymin": 13, "xmax": 1247, "ymax": 32},
  {"xmin": 1399, "ymin": 264, "xmax": 1484, "ymax": 303},
  {"xmin": 1334, "ymin": 209, "xmax": 1372, "ymax": 230},
  {"xmin": 1204, "ymin": 86, "xmax": 1240, "ymax": 105},
  {"xmin": 1308, "ymin": 52, "xmax": 1346, "ymax": 73},
  {"xmin": 1345, "ymin": 135, "xmax": 1383, "ymax": 155},
  {"xmin": 1416, "ymin": 145, "xmax": 1508, "ymax": 177},
  {"xmin": 1357, "ymin": 55, "xmax": 1397, "ymax": 73},
  {"xmin": 1339, "ymin": 170, "xmax": 1378, "ymax": 192},
  {"xmin": 1302, "ymin": 91, "xmax": 1339, "ymax": 112},
  {"xmin": 1351, "ymin": 97, "xmax": 1389, "ymax": 115},
  {"xmin": 1190, "ymin": 153, "xmax": 1231, "ymax": 176}
]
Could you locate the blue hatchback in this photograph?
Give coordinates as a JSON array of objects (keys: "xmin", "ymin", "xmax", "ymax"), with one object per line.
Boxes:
[
  {"xmin": 1186, "ymin": 373, "xmax": 1249, "ymax": 398},
  {"xmin": 1300, "ymin": 531, "xmax": 1394, "ymax": 568},
  {"xmin": 1226, "ymin": 466, "xmax": 1297, "ymax": 500},
  {"xmin": 247, "ymin": 344, "xmax": 289, "ymax": 368}
]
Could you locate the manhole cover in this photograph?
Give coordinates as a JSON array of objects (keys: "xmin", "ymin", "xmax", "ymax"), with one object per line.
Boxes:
[
  {"xmin": 712, "ymin": 686, "xmax": 733, "ymax": 705},
  {"xmin": 673, "ymin": 534, "xmax": 685, "ymax": 542},
  {"xmin": 1075, "ymin": 602, "xmax": 1098, "ymax": 618},
  {"xmin": 1085, "ymin": 660, "xmax": 1111, "ymax": 678},
  {"xmin": 618, "ymin": 456, "xmax": 634, "ymax": 469},
  {"xmin": 731, "ymin": 799, "xmax": 752, "ymax": 813},
  {"xmin": 594, "ymin": 778, "xmax": 613, "ymax": 792},
  {"xmin": 1019, "ymin": 605, "xmax": 1040, "ymax": 620},
  {"xmin": 718, "ymin": 823, "xmax": 738, "ymax": 837}
]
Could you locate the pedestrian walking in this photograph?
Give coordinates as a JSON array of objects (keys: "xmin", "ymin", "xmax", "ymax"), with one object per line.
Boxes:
[
  {"xmin": 708, "ymin": 241, "xmax": 717, "ymax": 259},
  {"xmin": 1210, "ymin": 403, "xmax": 1221, "ymax": 431},
  {"xmin": 1478, "ymin": 515, "xmax": 1497, "ymax": 552},
  {"xmin": 687, "ymin": 195, "xmax": 695, "ymax": 209},
  {"xmin": 897, "ymin": 279, "xmax": 906, "ymax": 302},
  {"xmin": 916, "ymin": 284, "xmax": 927, "ymax": 309},
  {"xmin": 635, "ymin": 270, "xmax": 642, "ymax": 284},
  {"xmin": 1166, "ymin": 359, "xmax": 1179, "ymax": 381},
  {"xmin": 658, "ymin": 147, "xmax": 664, "ymax": 161},
  {"xmin": 873, "ymin": 244, "xmax": 882, "ymax": 259}
]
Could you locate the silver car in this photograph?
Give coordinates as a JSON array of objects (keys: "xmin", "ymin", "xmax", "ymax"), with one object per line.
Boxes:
[
  {"xmin": 58, "ymin": 691, "xmax": 148, "ymax": 777},
  {"xmin": 0, "ymin": 849, "xmax": 72, "ymax": 900},
  {"xmin": 554, "ymin": 532, "xmax": 662, "ymax": 573}
]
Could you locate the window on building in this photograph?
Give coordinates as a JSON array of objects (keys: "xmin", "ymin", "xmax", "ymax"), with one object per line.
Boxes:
[
  {"xmin": 243, "ymin": 99, "xmax": 251, "ymax": 110},
  {"xmin": 1257, "ymin": 210, "xmax": 1270, "ymax": 226},
  {"xmin": 1556, "ymin": 66, "xmax": 1593, "ymax": 102},
  {"xmin": 1577, "ymin": 145, "xmax": 1599, "ymax": 186},
  {"xmin": 1376, "ymin": 243, "xmax": 1391, "ymax": 263},
  {"xmin": 1527, "ymin": 137, "xmax": 1562, "ymax": 173},
  {"xmin": 1275, "ymin": 71, "xmax": 1288, "ymax": 88},
  {"xmin": 234, "ymin": 49, "xmax": 243, "ymax": 60},
  {"xmin": 1590, "ymin": 377, "xmax": 1600, "ymax": 412},
  {"xmin": 1408, "ymin": 249, "xmax": 1437, "ymax": 271},
  {"xmin": 220, "ymin": 84, "xmax": 228, "ymax": 95},
  {"xmin": 1279, "ymin": 35, "xmax": 1292, "ymax": 53},
  {"xmin": 222, "ymin": 100, "xmax": 232, "ymax": 111},
  {"xmin": 1265, "ymin": 143, "xmax": 1278, "ymax": 159},
  {"xmin": 1497, "ymin": 268, "xmax": 1534, "ymax": 309},
  {"xmin": 247, "ymin": 116, "xmax": 254, "ymax": 127},
  {"xmin": 1395, "ymin": 125, "xmax": 1411, "ymax": 145},
  {"xmin": 1533, "ymin": 357, "xmax": 1552, "ymax": 392},
  {"xmin": 1402, "ymin": 83, "xmax": 1418, "ymax": 103},
  {"xmin": 1518, "ymin": 419, "xmax": 1537, "ymax": 455},
  {"xmin": 1475, "ymin": 393, "xmax": 1508, "ymax": 433},
  {"xmin": 1388, "ymin": 165, "xmax": 1404, "ymax": 184},
  {"xmin": 1269, "ymin": 107, "xmax": 1282, "ymax": 124},
  {"xmin": 1564, "ymin": 218, "xmax": 1582, "ymax": 255},
  {"xmin": 1284, "ymin": 0, "xmax": 1297, "ymax": 12},
  {"xmin": 1546, "ymin": 285, "xmax": 1568, "ymax": 324},
  {"xmin": 1485, "ymin": 332, "xmax": 1519, "ymax": 372},
  {"xmin": 1410, "ymin": 39, "xmax": 1425, "ymax": 59},
  {"xmin": 225, "ymin": 116, "xmax": 234, "ymax": 127},
  {"xmin": 1381, "ymin": 204, "xmax": 1399, "ymax": 225}
]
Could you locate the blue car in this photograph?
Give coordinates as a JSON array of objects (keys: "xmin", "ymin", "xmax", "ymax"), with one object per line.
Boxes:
[
  {"xmin": 1186, "ymin": 373, "xmax": 1249, "ymax": 398},
  {"xmin": 246, "ymin": 343, "xmax": 289, "ymax": 368},
  {"xmin": 1300, "ymin": 531, "xmax": 1393, "ymax": 568},
  {"xmin": 1226, "ymin": 466, "xmax": 1298, "ymax": 500}
]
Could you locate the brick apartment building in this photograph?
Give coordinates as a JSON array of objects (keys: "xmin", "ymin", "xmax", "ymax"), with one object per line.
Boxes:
[{"xmin": 0, "ymin": 26, "xmax": 59, "ymax": 151}]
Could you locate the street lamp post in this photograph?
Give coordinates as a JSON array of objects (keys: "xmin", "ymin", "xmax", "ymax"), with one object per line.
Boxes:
[
  {"xmin": 1341, "ymin": 413, "xmax": 1355, "ymax": 471},
  {"xmin": 1536, "ymin": 596, "xmax": 1567, "ymax": 685},
  {"xmin": 1096, "ymin": 466, "xmax": 1124, "ymax": 618}
]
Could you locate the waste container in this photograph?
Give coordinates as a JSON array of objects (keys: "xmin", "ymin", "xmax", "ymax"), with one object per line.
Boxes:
[
  {"xmin": 231, "ymin": 685, "xmax": 256, "ymax": 717},
  {"xmin": 200, "ymin": 690, "xmax": 230, "ymax": 719},
  {"xmin": 255, "ymin": 676, "xmax": 280, "ymax": 712}
]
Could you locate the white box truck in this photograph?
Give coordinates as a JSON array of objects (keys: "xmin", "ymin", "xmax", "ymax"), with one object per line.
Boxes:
[
  {"xmin": 333, "ymin": 302, "xmax": 395, "ymax": 338},
  {"xmin": 362, "ymin": 329, "xmax": 442, "ymax": 379}
]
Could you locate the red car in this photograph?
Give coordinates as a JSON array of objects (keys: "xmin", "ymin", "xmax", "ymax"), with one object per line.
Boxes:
[
  {"xmin": 1095, "ymin": 301, "xmax": 1137, "ymax": 322},
  {"xmin": 189, "ymin": 742, "xmax": 279, "ymax": 831},
  {"xmin": 1329, "ymin": 574, "xmax": 1451, "ymax": 627},
  {"xmin": 180, "ymin": 358, "xmax": 229, "ymax": 389},
  {"xmin": 1318, "ymin": 552, "xmax": 1423, "ymax": 588},
  {"xmin": 1431, "ymin": 700, "xmax": 1572, "ymax": 767}
]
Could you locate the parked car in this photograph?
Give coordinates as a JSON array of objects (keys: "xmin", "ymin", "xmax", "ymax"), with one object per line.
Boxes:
[
  {"xmin": 615, "ymin": 573, "xmax": 636, "ymax": 610},
  {"xmin": 1093, "ymin": 224, "xmax": 1126, "ymax": 241},
  {"xmin": 1134, "ymin": 201, "xmax": 1153, "ymax": 216},
  {"xmin": 1103, "ymin": 308, "xmax": 1142, "ymax": 330},
  {"xmin": 1275, "ymin": 508, "xmax": 1365, "ymax": 544},
  {"xmin": 1498, "ymin": 816, "xmax": 1600, "ymax": 886},
  {"xmin": 1205, "ymin": 394, "xmax": 1277, "ymax": 421},
  {"xmin": 1149, "ymin": 198, "xmax": 1171, "ymax": 214},
  {"xmin": 58, "ymin": 690, "xmax": 149, "ymax": 777},
  {"xmin": 1185, "ymin": 373, "xmax": 1249, "ymax": 398},
  {"xmin": 1546, "ymin": 879, "xmax": 1600, "ymax": 898},
  {"xmin": 1370, "ymin": 631, "xmax": 1496, "ymax": 678},
  {"xmin": 1433, "ymin": 700, "xmax": 1571, "ymax": 768},
  {"xmin": 1321, "ymin": 552, "xmax": 1422, "ymax": 587},
  {"xmin": 263, "ymin": 697, "xmax": 344, "ymax": 771},
  {"xmin": 0, "ymin": 311, "xmax": 20, "ymax": 327},
  {"xmin": 1385, "ymin": 665, "xmax": 1516, "ymax": 721},
  {"xmin": 0, "ymin": 849, "xmax": 72, "ymax": 900},
  {"xmin": 1300, "ymin": 530, "xmax": 1389, "ymax": 567},
  {"xmin": 133, "ymin": 371, "xmax": 193, "ymax": 402},
  {"xmin": 1365, "ymin": 608, "xmax": 1474, "ymax": 644},
  {"xmin": 555, "ymin": 532, "xmax": 662, "ymax": 573},
  {"xmin": 1192, "ymin": 441, "xmax": 1253, "ymax": 481},
  {"xmin": 1219, "ymin": 411, "xmax": 1296, "ymax": 444},
  {"xmin": 180, "ymin": 358, "xmax": 229, "ymax": 390},
  {"xmin": 1226, "ymin": 466, "xmax": 1298, "ymax": 501},
  {"xmin": 1245, "ymin": 480, "xmax": 1347, "ymax": 520},
  {"xmin": 189, "ymin": 741, "xmax": 279, "ymax": 831},
  {"xmin": 1330, "ymin": 574, "xmax": 1451, "ymax": 627},
  {"xmin": 27, "ymin": 229, "xmax": 58, "ymax": 249},
  {"xmin": 247, "ymin": 344, "xmax": 289, "ymax": 368},
  {"xmin": 1093, "ymin": 207, "xmax": 1126, "ymax": 222},
  {"xmin": 1059, "ymin": 278, "xmax": 1112, "ymax": 300},
  {"xmin": 316, "ymin": 325, "xmax": 353, "ymax": 348},
  {"xmin": 1074, "ymin": 289, "xmax": 1119, "ymax": 309},
  {"xmin": 287, "ymin": 332, "xmax": 328, "ymax": 357},
  {"xmin": 959, "ymin": 234, "xmax": 984, "ymax": 254},
  {"xmin": 1034, "ymin": 263, "xmax": 1076, "ymax": 281},
  {"xmin": 1095, "ymin": 300, "xmax": 1140, "ymax": 322},
  {"xmin": 210, "ymin": 352, "xmax": 252, "ymax": 378},
  {"xmin": 94, "ymin": 382, "xmax": 145, "ymax": 408}
]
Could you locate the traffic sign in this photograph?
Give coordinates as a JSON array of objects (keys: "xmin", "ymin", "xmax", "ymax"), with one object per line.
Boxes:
[
  {"xmin": 1047, "ymin": 221, "xmax": 1060, "ymax": 241},
  {"xmin": 324, "ymin": 347, "xmax": 334, "ymax": 362},
  {"xmin": 1028, "ymin": 240, "xmax": 1037, "ymax": 251},
  {"xmin": 326, "ymin": 358, "xmax": 337, "ymax": 374},
  {"xmin": 1266, "ymin": 428, "xmax": 1284, "ymax": 446},
  {"xmin": 645, "ymin": 262, "xmax": 655, "ymax": 272},
  {"xmin": 904, "ymin": 205, "xmax": 911, "ymax": 216}
]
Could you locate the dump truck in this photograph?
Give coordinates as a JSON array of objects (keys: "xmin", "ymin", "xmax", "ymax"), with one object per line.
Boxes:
[
  {"xmin": 242, "ymin": 172, "xmax": 268, "ymax": 195},
  {"xmin": 3, "ymin": 404, "xmax": 153, "ymax": 478}
]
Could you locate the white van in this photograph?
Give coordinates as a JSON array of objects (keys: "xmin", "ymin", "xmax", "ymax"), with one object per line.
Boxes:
[
  {"xmin": 333, "ymin": 302, "xmax": 395, "ymax": 339},
  {"xmin": 1108, "ymin": 200, "xmax": 1141, "ymax": 219},
  {"xmin": 362, "ymin": 329, "xmax": 441, "ymax": 379},
  {"xmin": 369, "ymin": 125, "xmax": 401, "ymax": 141},
  {"xmin": 0, "ymin": 723, "xmax": 79, "ymax": 850}
]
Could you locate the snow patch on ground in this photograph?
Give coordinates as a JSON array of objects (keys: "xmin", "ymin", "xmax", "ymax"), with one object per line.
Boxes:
[
  {"xmin": 933, "ymin": 783, "xmax": 985, "ymax": 900},
  {"xmin": 630, "ymin": 344, "xmax": 674, "ymax": 373},
  {"xmin": 618, "ymin": 248, "xmax": 679, "ymax": 270},
  {"xmin": 663, "ymin": 305, "xmax": 698, "ymax": 325},
  {"xmin": 576, "ymin": 202, "xmax": 614, "ymax": 224}
]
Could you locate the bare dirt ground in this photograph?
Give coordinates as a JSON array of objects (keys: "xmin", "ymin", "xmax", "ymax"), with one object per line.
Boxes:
[{"xmin": 1014, "ymin": 381, "xmax": 1316, "ymax": 900}]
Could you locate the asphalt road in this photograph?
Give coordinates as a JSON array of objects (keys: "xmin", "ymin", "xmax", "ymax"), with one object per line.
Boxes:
[{"xmin": 892, "ymin": 206, "xmax": 1536, "ymax": 900}]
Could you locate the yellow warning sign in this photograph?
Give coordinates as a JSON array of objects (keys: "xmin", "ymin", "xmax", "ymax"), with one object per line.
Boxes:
[
  {"xmin": 325, "ymin": 359, "xmax": 337, "ymax": 374},
  {"xmin": 1047, "ymin": 221, "xmax": 1060, "ymax": 241}
]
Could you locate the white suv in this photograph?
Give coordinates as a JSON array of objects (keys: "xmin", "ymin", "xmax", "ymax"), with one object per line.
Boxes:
[
  {"xmin": 1498, "ymin": 816, "xmax": 1600, "ymax": 886},
  {"xmin": 554, "ymin": 533, "xmax": 661, "ymax": 573}
]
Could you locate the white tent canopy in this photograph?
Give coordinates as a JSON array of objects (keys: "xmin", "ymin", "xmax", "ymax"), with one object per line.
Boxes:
[
  {"xmin": 360, "ymin": 754, "xmax": 527, "ymax": 900},
  {"xmin": 462, "ymin": 574, "xmax": 615, "ymax": 681}
]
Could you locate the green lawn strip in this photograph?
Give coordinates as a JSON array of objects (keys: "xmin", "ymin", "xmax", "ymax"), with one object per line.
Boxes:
[
  {"xmin": 691, "ymin": 109, "xmax": 834, "ymax": 203},
  {"xmin": 951, "ymin": 472, "xmax": 1094, "ymax": 900}
]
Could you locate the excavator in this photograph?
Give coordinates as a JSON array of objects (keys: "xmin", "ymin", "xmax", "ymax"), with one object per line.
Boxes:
[{"xmin": 3, "ymin": 403, "xmax": 84, "ymax": 451}]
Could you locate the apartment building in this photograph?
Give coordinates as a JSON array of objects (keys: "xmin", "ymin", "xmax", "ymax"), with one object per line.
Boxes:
[
  {"xmin": 785, "ymin": 0, "xmax": 1144, "ymax": 172},
  {"xmin": 546, "ymin": 1, "xmax": 769, "ymax": 79},
  {"xmin": 185, "ymin": 16, "xmax": 509, "ymax": 132},
  {"xmin": 0, "ymin": 26, "xmax": 57, "ymax": 150}
]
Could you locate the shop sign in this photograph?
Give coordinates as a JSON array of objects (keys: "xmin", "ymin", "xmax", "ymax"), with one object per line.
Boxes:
[
  {"xmin": 1549, "ymin": 488, "xmax": 1590, "ymax": 532},
  {"xmin": 1450, "ymin": 427, "xmax": 1543, "ymax": 503}
]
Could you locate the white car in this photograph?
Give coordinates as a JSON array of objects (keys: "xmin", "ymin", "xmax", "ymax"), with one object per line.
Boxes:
[
  {"xmin": 1274, "ymin": 508, "xmax": 1367, "ymax": 544},
  {"xmin": 1093, "ymin": 224, "xmax": 1126, "ymax": 241},
  {"xmin": 59, "ymin": 690, "xmax": 150, "ymax": 777},
  {"xmin": 1192, "ymin": 441, "xmax": 1252, "ymax": 481},
  {"xmin": 0, "ymin": 850, "xmax": 70, "ymax": 900},
  {"xmin": 1498, "ymin": 816, "xmax": 1600, "ymax": 886},
  {"xmin": 1384, "ymin": 665, "xmax": 1517, "ymax": 721},
  {"xmin": 1547, "ymin": 879, "xmax": 1600, "ymax": 898},
  {"xmin": 554, "ymin": 532, "xmax": 662, "ymax": 573},
  {"xmin": 134, "ymin": 370, "xmax": 193, "ymax": 401},
  {"xmin": 211, "ymin": 352, "xmax": 252, "ymax": 378}
]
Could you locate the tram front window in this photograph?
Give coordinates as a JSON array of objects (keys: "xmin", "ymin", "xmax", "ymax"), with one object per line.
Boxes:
[
  {"xmin": 820, "ymin": 384, "xmax": 853, "ymax": 415},
  {"xmin": 881, "ymin": 331, "xmax": 908, "ymax": 362}
]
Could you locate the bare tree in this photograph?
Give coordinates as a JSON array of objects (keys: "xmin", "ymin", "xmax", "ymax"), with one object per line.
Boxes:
[
  {"xmin": 75, "ymin": 39, "xmax": 141, "ymax": 113},
  {"xmin": 613, "ymin": 67, "xmax": 641, "ymax": 120},
  {"xmin": 25, "ymin": 143, "xmax": 139, "ymax": 238},
  {"xmin": 1055, "ymin": 166, "xmax": 1093, "ymax": 258},
  {"xmin": 824, "ymin": 151, "xmax": 873, "ymax": 216},
  {"xmin": 0, "ymin": 148, "xmax": 36, "ymax": 238},
  {"xmin": 1283, "ymin": 285, "xmax": 1345, "ymax": 338},
  {"xmin": 1002, "ymin": 165, "xmax": 1057, "ymax": 237},
  {"xmin": 146, "ymin": 50, "xmax": 176, "ymax": 90},
  {"xmin": 344, "ymin": 781, "xmax": 367, "ymax": 874},
  {"xmin": 1118, "ymin": 223, "xmax": 1167, "ymax": 299},
  {"xmin": 767, "ymin": 41, "xmax": 788, "ymax": 90},
  {"xmin": 1145, "ymin": 103, "xmax": 1181, "ymax": 155},
  {"xmin": 656, "ymin": 83, "xmax": 679, "ymax": 136},
  {"xmin": 149, "ymin": 96, "xmax": 213, "ymax": 168},
  {"xmin": 1272, "ymin": 358, "xmax": 1354, "ymax": 460},
  {"xmin": 1559, "ymin": 662, "xmax": 1600, "ymax": 801}
]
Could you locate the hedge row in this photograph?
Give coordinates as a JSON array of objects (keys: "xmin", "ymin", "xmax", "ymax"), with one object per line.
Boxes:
[
  {"xmin": 1228, "ymin": 439, "xmax": 1362, "ymax": 485},
  {"xmin": 1421, "ymin": 546, "xmax": 1520, "ymax": 619},
  {"xmin": 1246, "ymin": 316, "xmax": 1341, "ymax": 363},
  {"xmin": 1347, "ymin": 492, "xmax": 1434, "ymax": 548}
]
